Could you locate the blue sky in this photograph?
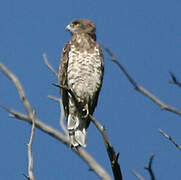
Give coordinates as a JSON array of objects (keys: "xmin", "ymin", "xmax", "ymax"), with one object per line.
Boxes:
[{"xmin": 1, "ymin": 0, "xmax": 181, "ymax": 179}]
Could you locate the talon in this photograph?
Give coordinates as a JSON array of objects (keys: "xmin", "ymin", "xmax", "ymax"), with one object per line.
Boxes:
[{"xmin": 82, "ymin": 104, "xmax": 89, "ymax": 118}]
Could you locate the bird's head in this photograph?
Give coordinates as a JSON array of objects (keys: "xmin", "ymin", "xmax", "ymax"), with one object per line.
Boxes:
[{"xmin": 66, "ymin": 19, "xmax": 96, "ymax": 36}]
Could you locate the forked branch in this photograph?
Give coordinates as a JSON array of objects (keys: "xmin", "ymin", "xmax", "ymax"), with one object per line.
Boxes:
[
  {"xmin": 144, "ymin": 153, "xmax": 155, "ymax": 180},
  {"xmin": 90, "ymin": 115, "xmax": 122, "ymax": 180},
  {"xmin": 43, "ymin": 53, "xmax": 58, "ymax": 77}
]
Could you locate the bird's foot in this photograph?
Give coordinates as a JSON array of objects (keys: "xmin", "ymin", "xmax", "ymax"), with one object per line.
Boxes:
[{"xmin": 82, "ymin": 104, "xmax": 89, "ymax": 118}]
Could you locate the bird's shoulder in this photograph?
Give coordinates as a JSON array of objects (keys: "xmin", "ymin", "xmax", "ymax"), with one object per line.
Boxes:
[{"xmin": 58, "ymin": 41, "xmax": 71, "ymax": 84}]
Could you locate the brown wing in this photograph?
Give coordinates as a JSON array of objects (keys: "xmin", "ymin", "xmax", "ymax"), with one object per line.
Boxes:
[{"xmin": 58, "ymin": 42, "xmax": 71, "ymax": 118}]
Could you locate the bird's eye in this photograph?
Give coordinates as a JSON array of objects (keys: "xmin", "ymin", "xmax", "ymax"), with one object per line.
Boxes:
[{"xmin": 73, "ymin": 21, "xmax": 80, "ymax": 27}]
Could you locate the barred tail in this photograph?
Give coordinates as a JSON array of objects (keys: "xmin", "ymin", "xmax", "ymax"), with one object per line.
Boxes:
[{"xmin": 67, "ymin": 114, "xmax": 87, "ymax": 147}]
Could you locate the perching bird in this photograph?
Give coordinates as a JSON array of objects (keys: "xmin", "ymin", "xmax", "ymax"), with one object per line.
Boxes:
[{"xmin": 58, "ymin": 19, "xmax": 104, "ymax": 147}]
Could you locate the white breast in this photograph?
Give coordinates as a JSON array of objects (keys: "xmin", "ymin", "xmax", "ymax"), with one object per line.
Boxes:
[{"xmin": 67, "ymin": 45, "xmax": 102, "ymax": 101}]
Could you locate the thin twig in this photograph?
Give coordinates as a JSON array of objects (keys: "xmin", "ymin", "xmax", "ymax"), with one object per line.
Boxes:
[
  {"xmin": 48, "ymin": 95, "xmax": 68, "ymax": 136},
  {"xmin": 102, "ymin": 44, "xmax": 181, "ymax": 116},
  {"xmin": 43, "ymin": 54, "xmax": 68, "ymax": 136},
  {"xmin": 43, "ymin": 55, "xmax": 69, "ymax": 136},
  {"xmin": 169, "ymin": 72, "xmax": 181, "ymax": 88},
  {"xmin": 144, "ymin": 153, "xmax": 155, "ymax": 180},
  {"xmin": 131, "ymin": 170, "xmax": 145, "ymax": 180},
  {"xmin": 27, "ymin": 110, "xmax": 36, "ymax": 180},
  {"xmin": 42, "ymin": 53, "xmax": 58, "ymax": 77},
  {"xmin": 23, "ymin": 110, "xmax": 36, "ymax": 180},
  {"xmin": 158, "ymin": 128, "xmax": 181, "ymax": 150},
  {"xmin": 90, "ymin": 115, "xmax": 122, "ymax": 180}
]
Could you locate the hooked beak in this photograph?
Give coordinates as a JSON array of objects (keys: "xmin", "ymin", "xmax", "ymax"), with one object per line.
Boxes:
[
  {"xmin": 65, "ymin": 24, "xmax": 71, "ymax": 31},
  {"xmin": 65, "ymin": 24, "xmax": 73, "ymax": 32}
]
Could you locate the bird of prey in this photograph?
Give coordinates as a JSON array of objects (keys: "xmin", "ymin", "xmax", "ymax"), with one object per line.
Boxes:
[{"xmin": 58, "ymin": 19, "xmax": 104, "ymax": 147}]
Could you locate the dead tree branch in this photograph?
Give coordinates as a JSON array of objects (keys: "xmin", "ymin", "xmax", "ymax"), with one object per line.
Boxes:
[
  {"xmin": 43, "ymin": 54, "xmax": 68, "ymax": 137},
  {"xmin": 158, "ymin": 129, "xmax": 181, "ymax": 151},
  {"xmin": 23, "ymin": 110, "xmax": 36, "ymax": 180},
  {"xmin": 0, "ymin": 63, "xmax": 34, "ymax": 118},
  {"xmin": 144, "ymin": 153, "xmax": 155, "ymax": 180},
  {"xmin": 90, "ymin": 115, "xmax": 122, "ymax": 180},
  {"xmin": 0, "ymin": 62, "xmax": 112, "ymax": 180},
  {"xmin": 43, "ymin": 53, "xmax": 58, "ymax": 77},
  {"xmin": 26, "ymin": 110, "xmax": 36, "ymax": 180},
  {"xmin": 131, "ymin": 170, "xmax": 145, "ymax": 180},
  {"xmin": 43, "ymin": 55, "xmax": 68, "ymax": 136},
  {"xmin": 102, "ymin": 44, "xmax": 181, "ymax": 117}
]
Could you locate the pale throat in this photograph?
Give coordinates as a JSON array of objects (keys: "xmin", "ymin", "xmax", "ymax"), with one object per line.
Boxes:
[{"xmin": 74, "ymin": 34, "xmax": 92, "ymax": 49}]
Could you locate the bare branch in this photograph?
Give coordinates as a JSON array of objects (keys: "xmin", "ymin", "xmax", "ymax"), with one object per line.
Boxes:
[
  {"xmin": 23, "ymin": 110, "xmax": 36, "ymax": 180},
  {"xmin": 169, "ymin": 72, "xmax": 181, "ymax": 88},
  {"xmin": 27, "ymin": 110, "xmax": 36, "ymax": 180},
  {"xmin": 48, "ymin": 95, "xmax": 68, "ymax": 136},
  {"xmin": 158, "ymin": 128, "xmax": 181, "ymax": 150},
  {"xmin": 131, "ymin": 170, "xmax": 145, "ymax": 180},
  {"xmin": 42, "ymin": 53, "xmax": 58, "ymax": 77},
  {"xmin": 43, "ymin": 55, "xmax": 69, "ymax": 136},
  {"xmin": 0, "ymin": 63, "xmax": 34, "ymax": 116},
  {"xmin": 0, "ymin": 104, "xmax": 69, "ymax": 144},
  {"xmin": 90, "ymin": 115, "xmax": 122, "ymax": 180},
  {"xmin": 102, "ymin": 44, "xmax": 181, "ymax": 116},
  {"xmin": 144, "ymin": 153, "xmax": 155, "ymax": 180},
  {"xmin": 43, "ymin": 56, "xmax": 69, "ymax": 136}
]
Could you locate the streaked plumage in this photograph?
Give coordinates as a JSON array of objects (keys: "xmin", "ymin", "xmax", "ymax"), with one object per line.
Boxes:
[{"xmin": 58, "ymin": 19, "xmax": 104, "ymax": 147}]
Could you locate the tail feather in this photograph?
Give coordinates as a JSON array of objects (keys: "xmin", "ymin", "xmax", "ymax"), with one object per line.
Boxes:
[
  {"xmin": 67, "ymin": 114, "xmax": 79, "ymax": 130},
  {"xmin": 67, "ymin": 114, "xmax": 87, "ymax": 147}
]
